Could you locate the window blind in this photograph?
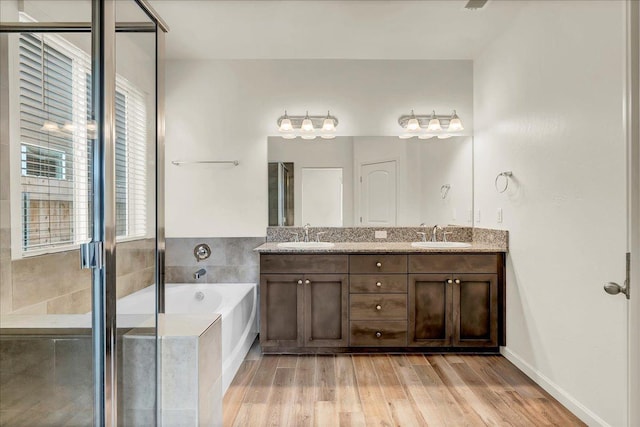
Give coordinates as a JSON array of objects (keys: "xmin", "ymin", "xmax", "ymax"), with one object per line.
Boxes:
[{"xmin": 18, "ymin": 31, "xmax": 147, "ymax": 254}]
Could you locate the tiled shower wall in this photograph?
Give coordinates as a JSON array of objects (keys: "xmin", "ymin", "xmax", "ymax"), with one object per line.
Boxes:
[
  {"xmin": 1, "ymin": 239, "xmax": 155, "ymax": 315},
  {"xmin": 165, "ymin": 237, "xmax": 265, "ymax": 284}
]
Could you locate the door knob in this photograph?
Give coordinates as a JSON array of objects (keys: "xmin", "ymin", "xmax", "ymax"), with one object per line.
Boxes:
[
  {"xmin": 375, "ymin": 304, "xmax": 382, "ymax": 310},
  {"xmin": 305, "ymin": 279, "xmax": 311, "ymax": 285},
  {"xmin": 376, "ymin": 262, "xmax": 382, "ymax": 268},
  {"xmin": 604, "ymin": 282, "xmax": 629, "ymax": 298},
  {"xmin": 454, "ymin": 279, "xmax": 461, "ymax": 284},
  {"xmin": 375, "ymin": 331, "xmax": 382, "ymax": 338},
  {"xmin": 297, "ymin": 280, "xmax": 303, "ymax": 285},
  {"xmin": 376, "ymin": 282, "xmax": 382, "ymax": 287},
  {"xmin": 447, "ymin": 279, "xmax": 453, "ymax": 284}
]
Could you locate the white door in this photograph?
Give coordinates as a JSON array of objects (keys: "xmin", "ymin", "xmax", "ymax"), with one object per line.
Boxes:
[
  {"xmin": 360, "ymin": 161, "xmax": 397, "ymax": 226},
  {"xmin": 301, "ymin": 168, "xmax": 343, "ymax": 226}
]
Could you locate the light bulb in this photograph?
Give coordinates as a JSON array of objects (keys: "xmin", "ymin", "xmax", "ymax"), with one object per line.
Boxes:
[
  {"xmin": 399, "ymin": 134, "xmax": 414, "ymax": 139},
  {"xmin": 406, "ymin": 110, "xmax": 420, "ymax": 131},
  {"xmin": 321, "ymin": 134, "xmax": 336, "ymax": 140},
  {"xmin": 322, "ymin": 118, "xmax": 335, "ymax": 132},
  {"xmin": 322, "ymin": 111, "xmax": 336, "ymax": 132},
  {"xmin": 437, "ymin": 134, "xmax": 452, "ymax": 139},
  {"xmin": 301, "ymin": 112, "xmax": 314, "ymax": 132},
  {"xmin": 448, "ymin": 110, "xmax": 464, "ymax": 132},
  {"xmin": 418, "ymin": 134, "xmax": 435, "ymax": 140},
  {"xmin": 427, "ymin": 111, "xmax": 442, "ymax": 131},
  {"xmin": 279, "ymin": 111, "xmax": 293, "ymax": 132},
  {"xmin": 282, "ymin": 133, "xmax": 296, "ymax": 140},
  {"xmin": 301, "ymin": 134, "xmax": 316, "ymax": 140},
  {"xmin": 41, "ymin": 121, "xmax": 60, "ymax": 132},
  {"xmin": 279, "ymin": 118, "xmax": 293, "ymax": 132}
]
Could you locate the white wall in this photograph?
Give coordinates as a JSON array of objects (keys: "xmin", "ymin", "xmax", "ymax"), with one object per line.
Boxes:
[
  {"xmin": 419, "ymin": 136, "xmax": 473, "ymax": 226},
  {"xmin": 268, "ymin": 136, "xmax": 354, "ymax": 226},
  {"xmin": 474, "ymin": 1, "xmax": 627, "ymax": 425},
  {"xmin": 165, "ymin": 59, "xmax": 473, "ymax": 237}
]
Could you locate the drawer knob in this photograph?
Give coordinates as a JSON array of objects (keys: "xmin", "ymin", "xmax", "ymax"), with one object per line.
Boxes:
[
  {"xmin": 447, "ymin": 279, "xmax": 453, "ymax": 284},
  {"xmin": 305, "ymin": 279, "xmax": 311, "ymax": 285},
  {"xmin": 376, "ymin": 262, "xmax": 382, "ymax": 268},
  {"xmin": 375, "ymin": 304, "xmax": 382, "ymax": 311},
  {"xmin": 454, "ymin": 279, "xmax": 461, "ymax": 284},
  {"xmin": 376, "ymin": 281, "xmax": 382, "ymax": 287},
  {"xmin": 375, "ymin": 331, "xmax": 382, "ymax": 338},
  {"xmin": 298, "ymin": 279, "xmax": 303, "ymax": 285}
]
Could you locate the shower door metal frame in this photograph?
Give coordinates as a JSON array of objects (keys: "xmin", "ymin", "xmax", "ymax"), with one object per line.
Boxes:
[{"xmin": 0, "ymin": 1, "xmax": 167, "ymax": 425}]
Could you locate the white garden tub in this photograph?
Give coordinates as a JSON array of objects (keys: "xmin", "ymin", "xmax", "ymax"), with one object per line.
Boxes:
[{"xmin": 117, "ymin": 282, "xmax": 258, "ymax": 394}]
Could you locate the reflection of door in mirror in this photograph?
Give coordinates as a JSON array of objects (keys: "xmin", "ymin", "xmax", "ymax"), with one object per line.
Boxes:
[
  {"xmin": 360, "ymin": 161, "xmax": 397, "ymax": 226},
  {"xmin": 301, "ymin": 168, "xmax": 343, "ymax": 226},
  {"xmin": 268, "ymin": 162, "xmax": 294, "ymax": 226}
]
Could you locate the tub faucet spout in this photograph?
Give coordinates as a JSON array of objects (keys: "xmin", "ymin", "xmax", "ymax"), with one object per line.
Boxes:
[{"xmin": 194, "ymin": 268, "xmax": 207, "ymax": 279}]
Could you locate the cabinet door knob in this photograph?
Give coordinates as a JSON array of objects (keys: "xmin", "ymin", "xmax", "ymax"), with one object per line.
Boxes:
[
  {"xmin": 305, "ymin": 279, "xmax": 311, "ymax": 285},
  {"xmin": 454, "ymin": 279, "xmax": 461, "ymax": 284},
  {"xmin": 375, "ymin": 304, "xmax": 382, "ymax": 311},
  {"xmin": 297, "ymin": 279, "xmax": 303, "ymax": 285},
  {"xmin": 376, "ymin": 281, "xmax": 382, "ymax": 287},
  {"xmin": 375, "ymin": 331, "xmax": 382, "ymax": 338},
  {"xmin": 376, "ymin": 262, "xmax": 382, "ymax": 268},
  {"xmin": 447, "ymin": 279, "xmax": 453, "ymax": 284}
]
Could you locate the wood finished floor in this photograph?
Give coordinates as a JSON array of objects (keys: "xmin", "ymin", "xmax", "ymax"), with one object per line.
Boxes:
[{"xmin": 223, "ymin": 340, "xmax": 585, "ymax": 427}]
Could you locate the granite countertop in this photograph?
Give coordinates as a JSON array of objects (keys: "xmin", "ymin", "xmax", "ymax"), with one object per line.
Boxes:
[{"xmin": 254, "ymin": 242, "xmax": 507, "ymax": 254}]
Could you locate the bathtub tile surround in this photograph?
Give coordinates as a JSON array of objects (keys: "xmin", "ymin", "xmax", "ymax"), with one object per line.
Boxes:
[
  {"xmin": 166, "ymin": 237, "xmax": 265, "ymax": 284},
  {"xmin": 1, "ymin": 238, "xmax": 155, "ymax": 315},
  {"xmin": 122, "ymin": 314, "xmax": 222, "ymax": 427}
]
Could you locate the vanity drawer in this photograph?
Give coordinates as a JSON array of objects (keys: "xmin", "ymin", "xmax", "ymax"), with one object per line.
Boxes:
[
  {"xmin": 350, "ymin": 321, "xmax": 407, "ymax": 347},
  {"xmin": 350, "ymin": 275, "xmax": 407, "ymax": 293},
  {"xmin": 350, "ymin": 294, "xmax": 407, "ymax": 320},
  {"xmin": 260, "ymin": 254, "xmax": 349, "ymax": 274},
  {"xmin": 408, "ymin": 254, "xmax": 499, "ymax": 274},
  {"xmin": 349, "ymin": 255, "xmax": 407, "ymax": 274}
]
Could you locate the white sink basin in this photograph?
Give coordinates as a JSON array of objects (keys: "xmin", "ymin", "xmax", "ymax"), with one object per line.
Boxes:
[
  {"xmin": 277, "ymin": 241, "xmax": 335, "ymax": 249},
  {"xmin": 411, "ymin": 241, "xmax": 472, "ymax": 249}
]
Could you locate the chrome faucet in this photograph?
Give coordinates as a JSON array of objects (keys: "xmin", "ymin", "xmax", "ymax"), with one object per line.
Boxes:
[
  {"xmin": 431, "ymin": 225, "xmax": 442, "ymax": 242},
  {"xmin": 303, "ymin": 223, "xmax": 311, "ymax": 242},
  {"xmin": 194, "ymin": 268, "xmax": 207, "ymax": 279}
]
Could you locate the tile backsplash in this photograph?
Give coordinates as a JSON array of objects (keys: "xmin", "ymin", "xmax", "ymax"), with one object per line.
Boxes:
[{"xmin": 165, "ymin": 237, "xmax": 265, "ymax": 284}]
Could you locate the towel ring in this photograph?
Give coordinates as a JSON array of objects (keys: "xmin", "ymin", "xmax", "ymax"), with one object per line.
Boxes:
[
  {"xmin": 495, "ymin": 171, "xmax": 513, "ymax": 193},
  {"xmin": 440, "ymin": 184, "xmax": 451, "ymax": 199}
]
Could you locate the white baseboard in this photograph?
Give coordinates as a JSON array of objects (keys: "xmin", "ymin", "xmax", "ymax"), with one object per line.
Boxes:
[{"xmin": 500, "ymin": 347, "xmax": 610, "ymax": 427}]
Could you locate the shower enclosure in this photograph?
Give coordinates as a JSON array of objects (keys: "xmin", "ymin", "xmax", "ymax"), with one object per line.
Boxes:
[{"xmin": 0, "ymin": 1, "xmax": 166, "ymax": 425}]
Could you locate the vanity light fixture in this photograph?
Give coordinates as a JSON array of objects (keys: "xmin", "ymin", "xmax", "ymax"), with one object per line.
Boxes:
[
  {"xmin": 301, "ymin": 112, "xmax": 314, "ymax": 133},
  {"xmin": 427, "ymin": 110, "xmax": 442, "ymax": 131},
  {"xmin": 397, "ymin": 109, "xmax": 464, "ymax": 140},
  {"xmin": 278, "ymin": 111, "xmax": 293, "ymax": 132},
  {"xmin": 276, "ymin": 110, "xmax": 339, "ymax": 140},
  {"xmin": 448, "ymin": 110, "xmax": 464, "ymax": 132}
]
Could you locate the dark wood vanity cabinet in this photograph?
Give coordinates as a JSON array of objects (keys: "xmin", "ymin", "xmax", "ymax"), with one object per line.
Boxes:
[
  {"xmin": 408, "ymin": 254, "xmax": 502, "ymax": 348},
  {"xmin": 260, "ymin": 255, "xmax": 349, "ymax": 349},
  {"xmin": 260, "ymin": 252, "xmax": 505, "ymax": 353}
]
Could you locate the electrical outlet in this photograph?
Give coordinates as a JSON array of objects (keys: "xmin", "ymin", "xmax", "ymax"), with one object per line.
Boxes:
[
  {"xmin": 476, "ymin": 209, "xmax": 481, "ymax": 223},
  {"xmin": 497, "ymin": 208, "xmax": 503, "ymax": 223},
  {"xmin": 375, "ymin": 230, "xmax": 387, "ymax": 239}
]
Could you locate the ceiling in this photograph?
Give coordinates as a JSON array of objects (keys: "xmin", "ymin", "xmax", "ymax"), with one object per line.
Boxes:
[{"xmin": 150, "ymin": 0, "xmax": 526, "ymax": 60}]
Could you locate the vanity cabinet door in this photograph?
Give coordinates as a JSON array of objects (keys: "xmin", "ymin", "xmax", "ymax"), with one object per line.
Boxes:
[
  {"xmin": 408, "ymin": 274, "xmax": 453, "ymax": 347},
  {"xmin": 304, "ymin": 274, "xmax": 349, "ymax": 347},
  {"xmin": 452, "ymin": 274, "xmax": 498, "ymax": 347},
  {"xmin": 260, "ymin": 274, "xmax": 303, "ymax": 348}
]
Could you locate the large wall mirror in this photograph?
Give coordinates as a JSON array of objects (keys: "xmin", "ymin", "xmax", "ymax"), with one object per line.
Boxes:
[{"xmin": 267, "ymin": 135, "xmax": 473, "ymax": 227}]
